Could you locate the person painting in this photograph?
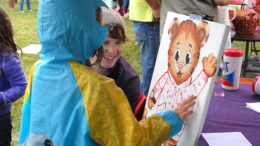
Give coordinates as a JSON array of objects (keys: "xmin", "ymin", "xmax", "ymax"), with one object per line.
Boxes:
[
  {"xmin": 18, "ymin": 1, "xmax": 197, "ymax": 145},
  {"xmin": 0, "ymin": 6, "xmax": 27, "ymax": 146},
  {"xmin": 86, "ymin": 8, "xmax": 139, "ymax": 115}
]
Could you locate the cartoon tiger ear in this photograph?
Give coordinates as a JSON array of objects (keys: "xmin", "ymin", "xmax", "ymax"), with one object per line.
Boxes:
[
  {"xmin": 196, "ymin": 21, "xmax": 209, "ymax": 48},
  {"xmin": 168, "ymin": 18, "xmax": 180, "ymax": 40}
]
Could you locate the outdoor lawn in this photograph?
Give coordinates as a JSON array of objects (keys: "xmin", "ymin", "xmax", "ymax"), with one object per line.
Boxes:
[{"xmin": 0, "ymin": 0, "xmax": 257, "ymax": 145}]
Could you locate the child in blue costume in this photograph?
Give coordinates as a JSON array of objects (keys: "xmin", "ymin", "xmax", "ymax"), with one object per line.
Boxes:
[
  {"xmin": 0, "ymin": 7, "xmax": 27, "ymax": 146},
  {"xmin": 18, "ymin": 0, "xmax": 196, "ymax": 145}
]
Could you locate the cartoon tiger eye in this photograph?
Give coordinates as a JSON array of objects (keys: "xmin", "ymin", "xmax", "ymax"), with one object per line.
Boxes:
[
  {"xmin": 174, "ymin": 49, "xmax": 180, "ymax": 61},
  {"xmin": 185, "ymin": 51, "xmax": 191, "ymax": 64}
]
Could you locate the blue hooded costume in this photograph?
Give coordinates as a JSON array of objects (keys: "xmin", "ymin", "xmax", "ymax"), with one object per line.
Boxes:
[{"xmin": 18, "ymin": 0, "xmax": 183, "ymax": 145}]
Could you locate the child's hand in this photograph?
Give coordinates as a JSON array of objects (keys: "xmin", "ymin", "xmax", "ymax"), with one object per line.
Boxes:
[{"xmin": 173, "ymin": 95, "xmax": 197, "ymax": 121}]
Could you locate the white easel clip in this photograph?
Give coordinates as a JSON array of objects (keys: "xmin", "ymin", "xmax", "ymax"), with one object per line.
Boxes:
[{"xmin": 189, "ymin": 14, "xmax": 202, "ymax": 21}]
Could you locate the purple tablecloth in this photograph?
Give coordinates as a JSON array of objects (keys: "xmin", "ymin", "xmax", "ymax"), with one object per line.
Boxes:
[{"xmin": 199, "ymin": 82, "xmax": 260, "ymax": 146}]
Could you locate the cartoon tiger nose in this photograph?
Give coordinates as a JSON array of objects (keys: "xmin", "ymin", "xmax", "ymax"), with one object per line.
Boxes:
[{"xmin": 178, "ymin": 64, "xmax": 184, "ymax": 70}]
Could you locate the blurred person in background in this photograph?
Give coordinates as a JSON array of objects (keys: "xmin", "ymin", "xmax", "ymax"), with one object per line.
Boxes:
[
  {"xmin": 20, "ymin": 0, "xmax": 32, "ymax": 12},
  {"xmin": 129, "ymin": 0, "xmax": 161, "ymax": 97}
]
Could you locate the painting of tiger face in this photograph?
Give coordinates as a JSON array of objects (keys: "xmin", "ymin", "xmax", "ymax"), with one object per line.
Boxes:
[{"xmin": 168, "ymin": 18, "xmax": 212, "ymax": 85}]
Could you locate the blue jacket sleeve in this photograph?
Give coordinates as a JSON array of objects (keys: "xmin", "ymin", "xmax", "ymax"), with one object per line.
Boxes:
[
  {"xmin": 0, "ymin": 53, "xmax": 27, "ymax": 104},
  {"xmin": 156, "ymin": 110, "xmax": 183, "ymax": 140}
]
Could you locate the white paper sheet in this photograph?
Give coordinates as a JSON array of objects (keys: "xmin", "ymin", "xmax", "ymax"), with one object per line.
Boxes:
[
  {"xmin": 202, "ymin": 132, "xmax": 252, "ymax": 146},
  {"xmin": 19, "ymin": 44, "xmax": 42, "ymax": 54},
  {"xmin": 246, "ymin": 102, "xmax": 260, "ymax": 114}
]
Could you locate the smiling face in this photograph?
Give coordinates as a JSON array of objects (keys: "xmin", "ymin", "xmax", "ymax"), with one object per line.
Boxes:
[
  {"xmin": 87, "ymin": 23, "xmax": 126, "ymax": 73},
  {"xmin": 100, "ymin": 34, "xmax": 123, "ymax": 69},
  {"xmin": 86, "ymin": 8, "xmax": 127, "ymax": 73},
  {"xmin": 168, "ymin": 22, "xmax": 201, "ymax": 85},
  {"xmin": 167, "ymin": 19, "xmax": 209, "ymax": 85},
  {"xmin": 168, "ymin": 32, "xmax": 200, "ymax": 84}
]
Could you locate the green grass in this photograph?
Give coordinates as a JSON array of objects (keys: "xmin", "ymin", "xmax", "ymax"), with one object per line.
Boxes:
[
  {"xmin": 1, "ymin": 0, "xmax": 259, "ymax": 145},
  {"xmin": 123, "ymin": 18, "xmax": 142, "ymax": 77}
]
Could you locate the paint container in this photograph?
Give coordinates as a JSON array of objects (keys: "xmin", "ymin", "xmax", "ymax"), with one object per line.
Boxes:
[{"xmin": 222, "ymin": 48, "xmax": 243, "ymax": 90}]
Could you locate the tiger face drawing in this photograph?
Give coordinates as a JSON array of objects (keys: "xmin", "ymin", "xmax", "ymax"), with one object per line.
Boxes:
[{"xmin": 168, "ymin": 18, "xmax": 215, "ymax": 85}]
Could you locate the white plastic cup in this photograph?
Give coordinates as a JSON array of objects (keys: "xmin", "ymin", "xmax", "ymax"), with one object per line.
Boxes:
[{"xmin": 222, "ymin": 48, "xmax": 243, "ymax": 90}]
